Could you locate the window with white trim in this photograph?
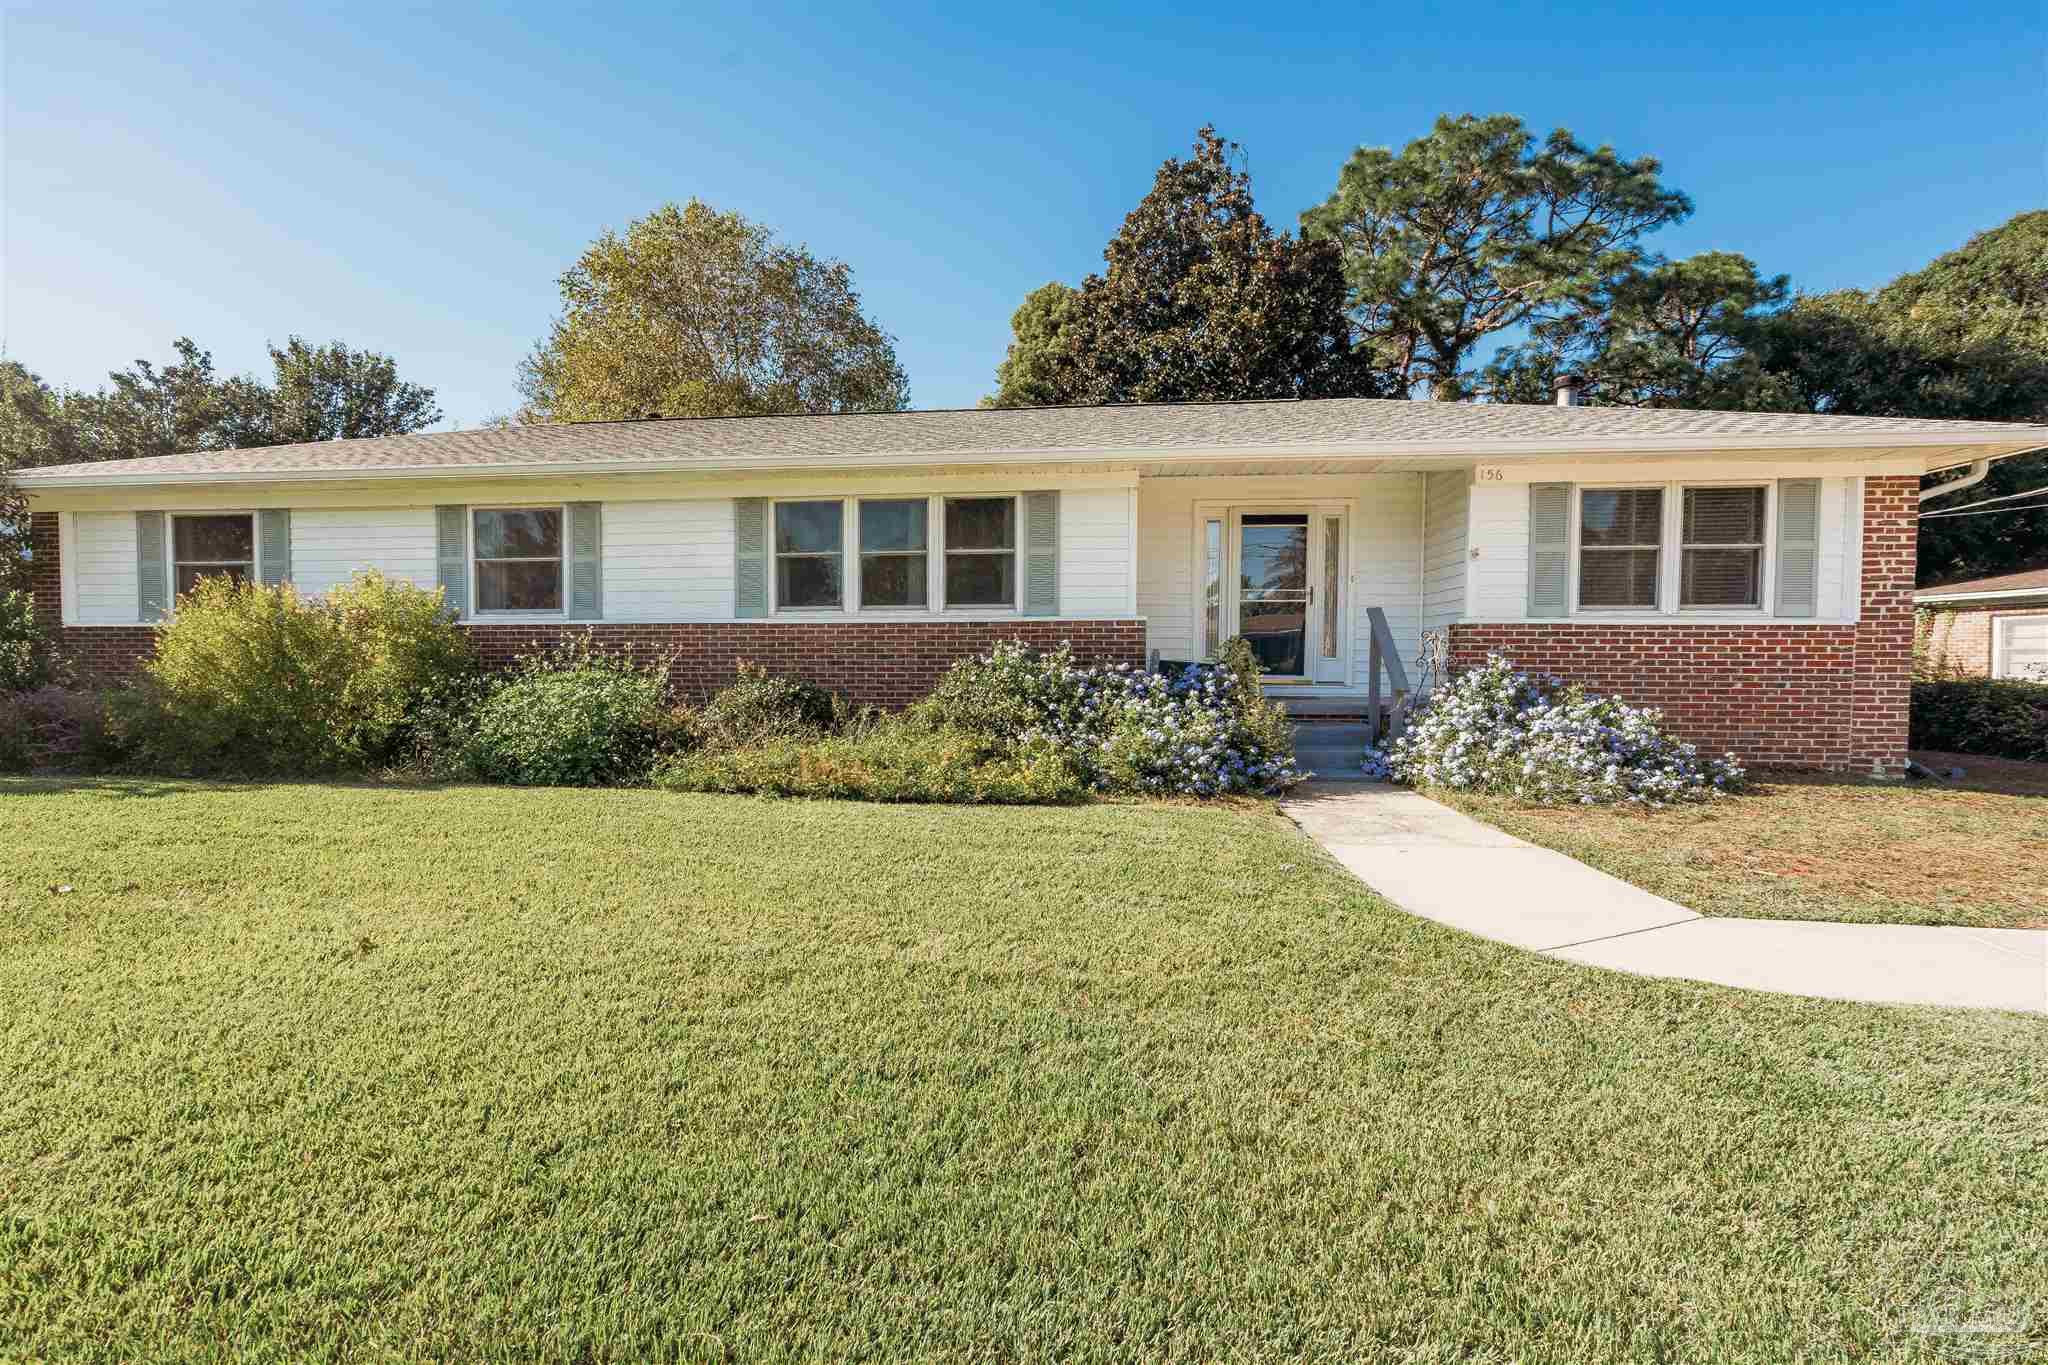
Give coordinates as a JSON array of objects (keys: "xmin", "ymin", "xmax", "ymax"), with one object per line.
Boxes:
[
  {"xmin": 473, "ymin": 508, "xmax": 563, "ymax": 612},
  {"xmin": 1578, "ymin": 488, "xmax": 1662, "ymax": 609},
  {"xmin": 943, "ymin": 497, "xmax": 1016, "ymax": 608},
  {"xmin": 775, "ymin": 500, "xmax": 845, "ymax": 609},
  {"xmin": 172, "ymin": 514, "xmax": 255, "ymax": 595},
  {"xmin": 859, "ymin": 499, "xmax": 927, "ymax": 608},
  {"xmin": 1681, "ymin": 486, "xmax": 1767, "ymax": 608}
]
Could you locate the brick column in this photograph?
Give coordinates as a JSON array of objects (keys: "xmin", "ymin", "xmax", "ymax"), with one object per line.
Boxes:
[
  {"xmin": 28, "ymin": 512, "xmax": 62, "ymax": 628},
  {"xmin": 1850, "ymin": 475, "xmax": 1919, "ymax": 776}
]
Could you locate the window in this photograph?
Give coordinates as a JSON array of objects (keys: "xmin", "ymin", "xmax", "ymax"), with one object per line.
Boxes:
[
  {"xmin": 1578, "ymin": 488, "xmax": 1662, "ymax": 609},
  {"xmin": 474, "ymin": 508, "xmax": 563, "ymax": 612},
  {"xmin": 944, "ymin": 497, "xmax": 1015, "ymax": 607},
  {"xmin": 776, "ymin": 500, "xmax": 843, "ymax": 609},
  {"xmin": 1201, "ymin": 517, "xmax": 1223, "ymax": 657},
  {"xmin": 859, "ymin": 500, "xmax": 927, "ymax": 608},
  {"xmin": 172, "ymin": 514, "xmax": 255, "ymax": 595},
  {"xmin": 1682, "ymin": 486, "xmax": 1767, "ymax": 608}
]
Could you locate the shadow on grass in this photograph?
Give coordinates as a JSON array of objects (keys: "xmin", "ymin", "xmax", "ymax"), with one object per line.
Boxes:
[{"xmin": 0, "ymin": 774, "xmax": 262, "ymax": 799}]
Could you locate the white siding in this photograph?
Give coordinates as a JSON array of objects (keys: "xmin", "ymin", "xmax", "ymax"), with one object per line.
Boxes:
[
  {"xmin": 1057, "ymin": 487, "xmax": 1133, "ymax": 616},
  {"xmin": 72, "ymin": 512, "xmax": 139, "ymax": 624},
  {"xmin": 1464, "ymin": 475, "xmax": 1861, "ymax": 622},
  {"xmin": 1421, "ymin": 471, "xmax": 1469, "ymax": 636},
  {"xmin": 292, "ymin": 508, "xmax": 438, "ymax": 597},
  {"xmin": 1135, "ymin": 473, "xmax": 1425, "ymax": 680},
  {"xmin": 603, "ymin": 499, "xmax": 735, "ymax": 621}
]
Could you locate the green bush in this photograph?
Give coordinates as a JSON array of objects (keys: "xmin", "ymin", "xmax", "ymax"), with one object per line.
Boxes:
[
  {"xmin": 1911, "ymin": 679, "xmax": 2048, "ymax": 762},
  {"xmin": 138, "ymin": 572, "xmax": 477, "ymax": 775},
  {"xmin": 654, "ymin": 719, "xmax": 1085, "ymax": 804},
  {"xmin": 0, "ymin": 588, "xmax": 50, "ymax": 693},
  {"xmin": 461, "ymin": 638, "xmax": 674, "ymax": 786},
  {"xmin": 689, "ymin": 662, "xmax": 840, "ymax": 750}
]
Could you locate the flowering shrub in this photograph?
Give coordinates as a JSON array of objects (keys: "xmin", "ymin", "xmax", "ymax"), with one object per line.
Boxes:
[
  {"xmin": 460, "ymin": 637, "xmax": 678, "ymax": 786},
  {"xmin": 689, "ymin": 662, "xmax": 840, "ymax": 750},
  {"xmin": 918, "ymin": 638, "xmax": 1300, "ymax": 796},
  {"xmin": 1373, "ymin": 654, "xmax": 1742, "ymax": 806}
]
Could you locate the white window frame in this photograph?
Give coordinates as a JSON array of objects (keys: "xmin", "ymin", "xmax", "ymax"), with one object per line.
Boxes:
[
  {"xmin": 855, "ymin": 496, "xmax": 932, "ymax": 612},
  {"xmin": 167, "ymin": 510, "xmax": 259, "ymax": 601},
  {"xmin": 766, "ymin": 493, "xmax": 1024, "ymax": 617},
  {"xmin": 1992, "ymin": 613, "xmax": 2047, "ymax": 680},
  {"xmin": 1571, "ymin": 484, "xmax": 1665, "ymax": 613},
  {"xmin": 470, "ymin": 504, "xmax": 569, "ymax": 619},
  {"xmin": 1569, "ymin": 481, "xmax": 1778, "ymax": 619},
  {"xmin": 940, "ymin": 493, "xmax": 1021, "ymax": 613}
]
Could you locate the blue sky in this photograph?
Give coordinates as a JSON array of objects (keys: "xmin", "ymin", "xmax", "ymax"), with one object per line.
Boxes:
[{"xmin": 3, "ymin": 1, "xmax": 2041, "ymax": 427}]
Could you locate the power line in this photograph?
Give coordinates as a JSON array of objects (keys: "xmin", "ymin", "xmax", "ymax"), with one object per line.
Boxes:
[
  {"xmin": 1921, "ymin": 500, "xmax": 2048, "ymax": 520},
  {"xmin": 1918, "ymin": 481, "xmax": 2048, "ymax": 516}
]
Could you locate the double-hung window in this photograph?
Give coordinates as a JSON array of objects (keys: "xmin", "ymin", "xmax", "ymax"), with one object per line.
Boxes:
[
  {"xmin": 943, "ymin": 497, "xmax": 1016, "ymax": 608},
  {"xmin": 1578, "ymin": 488, "xmax": 1663, "ymax": 609},
  {"xmin": 1681, "ymin": 487, "xmax": 1767, "ymax": 608},
  {"xmin": 767, "ymin": 494, "xmax": 1023, "ymax": 612},
  {"xmin": 474, "ymin": 508, "xmax": 564, "ymax": 612},
  {"xmin": 859, "ymin": 500, "xmax": 928, "ymax": 608},
  {"xmin": 171, "ymin": 514, "xmax": 255, "ymax": 595},
  {"xmin": 775, "ymin": 501, "xmax": 845, "ymax": 609}
]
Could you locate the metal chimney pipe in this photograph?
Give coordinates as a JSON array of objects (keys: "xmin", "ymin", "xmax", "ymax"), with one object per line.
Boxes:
[{"xmin": 1554, "ymin": 373, "xmax": 1586, "ymax": 407}]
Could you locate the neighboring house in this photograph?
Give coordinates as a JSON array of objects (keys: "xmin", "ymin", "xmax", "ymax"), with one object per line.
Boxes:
[
  {"xmin": 18, "ymin": 391, "xmax": 2047, "ymax": 774},
  {"xmin": 1917, "ymin": 567, "xmax": 2048, "ymax": 679}
]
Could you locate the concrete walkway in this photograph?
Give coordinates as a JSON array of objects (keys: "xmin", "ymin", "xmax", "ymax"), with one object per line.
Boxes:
[{"xmin": 1281, "ymin": 782, "xmax": 2048, "ymax": 1014}]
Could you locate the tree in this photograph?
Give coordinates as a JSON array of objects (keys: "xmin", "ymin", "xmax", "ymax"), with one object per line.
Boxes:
[
  {"xmin": 517, "ymin": 200, "xmax": 909, "ymax": 422},
  {"xmin": 1724, "ymin": 214, "xmax": 2048, "ymax": 584},
  {"xmin": 1480, "ymin": 252, "xmax": 1790, "ymax": 407},
  {"xmin": 1302, "ymin": 113, "xmax": 1692, "ymax": 400},
  {"xmin": 238, "ymin": 337, "xmax": 442, "ymax": 445},
  {"xmin": 982, "ymin": 282, "xmax": 1079, "ymax": 408},
  {"xmin": 1027, "ymin": 127, "xmax": 1378, "ymax": 406}
]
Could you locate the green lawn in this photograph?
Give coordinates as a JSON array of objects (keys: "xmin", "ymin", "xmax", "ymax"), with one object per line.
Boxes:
[
  {"xmin": 1438, "ymin": 751, "xmax": 2048, "ymax": 930},
  {"xmin": 2, "ymin": 779, "xmax": 2044, "ymax": 1362}
]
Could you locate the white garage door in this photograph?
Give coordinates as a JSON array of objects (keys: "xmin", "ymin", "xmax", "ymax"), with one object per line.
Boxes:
[{"xmin": 1995, "ymin": 615, "xmax": 2048, "ymax": 680}]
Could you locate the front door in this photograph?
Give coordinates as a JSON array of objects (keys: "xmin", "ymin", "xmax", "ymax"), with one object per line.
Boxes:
[{"xmin": 1232, "ymin": 510, "xmax": 1347, "ymax": 682}]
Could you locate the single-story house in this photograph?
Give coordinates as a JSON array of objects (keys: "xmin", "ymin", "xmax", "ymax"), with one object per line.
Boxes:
[
  {"xmin": 19, "ymin": 389, "xmax": 2047, "ymax": 774},
  {"xmin": 1916, "ymin": 566, "xmax": 2048, "ymax": 679}
]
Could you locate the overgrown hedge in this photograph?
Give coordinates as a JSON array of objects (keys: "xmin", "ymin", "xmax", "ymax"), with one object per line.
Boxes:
[{"xmin": 1910, "ymin": 679, "xmax": 2048, "ymax": 763}]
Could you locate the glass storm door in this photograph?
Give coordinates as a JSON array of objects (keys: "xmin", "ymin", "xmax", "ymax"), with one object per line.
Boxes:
[{"xmin": 1237, "ymin": 514, "xmax": 1313, "ymax": 678}]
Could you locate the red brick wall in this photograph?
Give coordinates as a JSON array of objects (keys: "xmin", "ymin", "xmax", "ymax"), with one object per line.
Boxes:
[
  {"xmin": 1450, "ymin": 476, "xmax": 1920, "ymax": 774},
  {"xmin": 1919, "ymin": 603, "xmax": 2048, "ymax": 678},
  {"xmin": 463, "ymin": 620, "xmax": 1147, "ymax": 707},
  {"xmin": 28, "ymin": 513, "xmax": 62, "ymax": 629}
]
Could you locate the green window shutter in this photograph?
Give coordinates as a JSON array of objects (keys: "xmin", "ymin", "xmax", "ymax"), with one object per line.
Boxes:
[
  {"xmin": 568, "ymin": 501, "xmax": 602, "ymax": 620},
  {"xmin": 1775, "ymin": 479, "xmax": 1821, "ymax": 618},
  {"xmin": 435, "ymin": 505, "xmax": 468, "ymax": 620},
  {"xmin": 136, "ymin": 511, "xmax": 168, "ymax": 622},
  {"xmin": 1022, "ymin": 491, "xmax": 1059, "ymax": 617},
  {"xmin": 1527, "ymin": 483, "xmax": 1571, "ymax": 618},
  {"xmin": 258, "ymin": 509, "xmax": 291, "ymax": 587},
  {"xmin": 733, "ymin": 498, "xmax": 769, "ymax": 618}
]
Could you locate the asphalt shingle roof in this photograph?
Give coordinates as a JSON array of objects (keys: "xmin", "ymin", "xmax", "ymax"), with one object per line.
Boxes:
[
  {"xmin": 1917, "ymin": 565, "xmax": 2048, "ymax": 598},
  {"xmin": 18, "ymin": 397, "xmax": 2048, "ymax": 482}
]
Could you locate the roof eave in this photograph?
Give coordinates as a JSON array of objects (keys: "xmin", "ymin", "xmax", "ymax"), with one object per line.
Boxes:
[
  {"xmin": 1914, "ymin": 586, "xmax": 2048, "ymax": 605},
  {"xmin": 14, "ymin": 429, "xmax": 2045, "ymax": 490}
]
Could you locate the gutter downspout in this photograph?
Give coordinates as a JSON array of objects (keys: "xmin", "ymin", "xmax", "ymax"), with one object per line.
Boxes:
[{"xmin": 1920, "ymin": 459, "xmax": 1992, "ymax": 504}]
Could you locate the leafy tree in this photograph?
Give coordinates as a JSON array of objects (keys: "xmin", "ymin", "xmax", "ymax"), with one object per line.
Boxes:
[
  {"xmin": 1481, "ymin": 252, "xmax": 1790, "ymax": 407},
  {"xmin": 982, "ymin": 282, "xmax": 1079, "ymax": 408},
  {"xmin": 1727, "ymin": 214, "xmax": 2048, "ymax": 584},
  {"xmin": 1302, "ymin": 113, "xmax": 1692, "ymax": 399},
  {"xmin": 232, "ymin": 337, "xmax": 443, "ymax": 446},
  {"xmin": 1031, "ymin": 127, "xmax": 1378, "ymax": 405},
  {"xmin": 518, "ymin": 200, "xmax": 909, "ymax": 422}
]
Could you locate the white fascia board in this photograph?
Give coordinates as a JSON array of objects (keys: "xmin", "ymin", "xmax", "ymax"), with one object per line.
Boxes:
[
  {"xmin": 16, "ymin": 431, "xmax": 2047, "ymax": 491},
  {"xmin": 1914, "ymin": 587, "xmax": 2048, "ymax": 605}
]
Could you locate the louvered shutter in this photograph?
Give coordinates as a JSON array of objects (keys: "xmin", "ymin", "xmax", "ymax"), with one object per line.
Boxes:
[
  {"xmin": 1775, "ymin": 479, "xmax": 1821, "ymax": 617},
  {"xmin": 568, "ymin": 502, "xmax": 602, "ymax": 619},
  {"xmin": 1527, "ymin": 483, "xmax": 1572, "ymax": 618},
  {"xmin": 435, "ymin": 506, "xmax": 468, "ymax": 620},
  {"xmin": 1022, "ymin": 491, "xmax": 1059, "ymax": 616},
  {"xmin": 734, "ymin": 498, "xmax": 769, "ymax": 617},
  {"xmin": 258, "ymin": 509, "xmax": 291, "ymax": 587},
  {"xmin": 136, "ymin": 511, "xmax": 169, "ymax": 622}
]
